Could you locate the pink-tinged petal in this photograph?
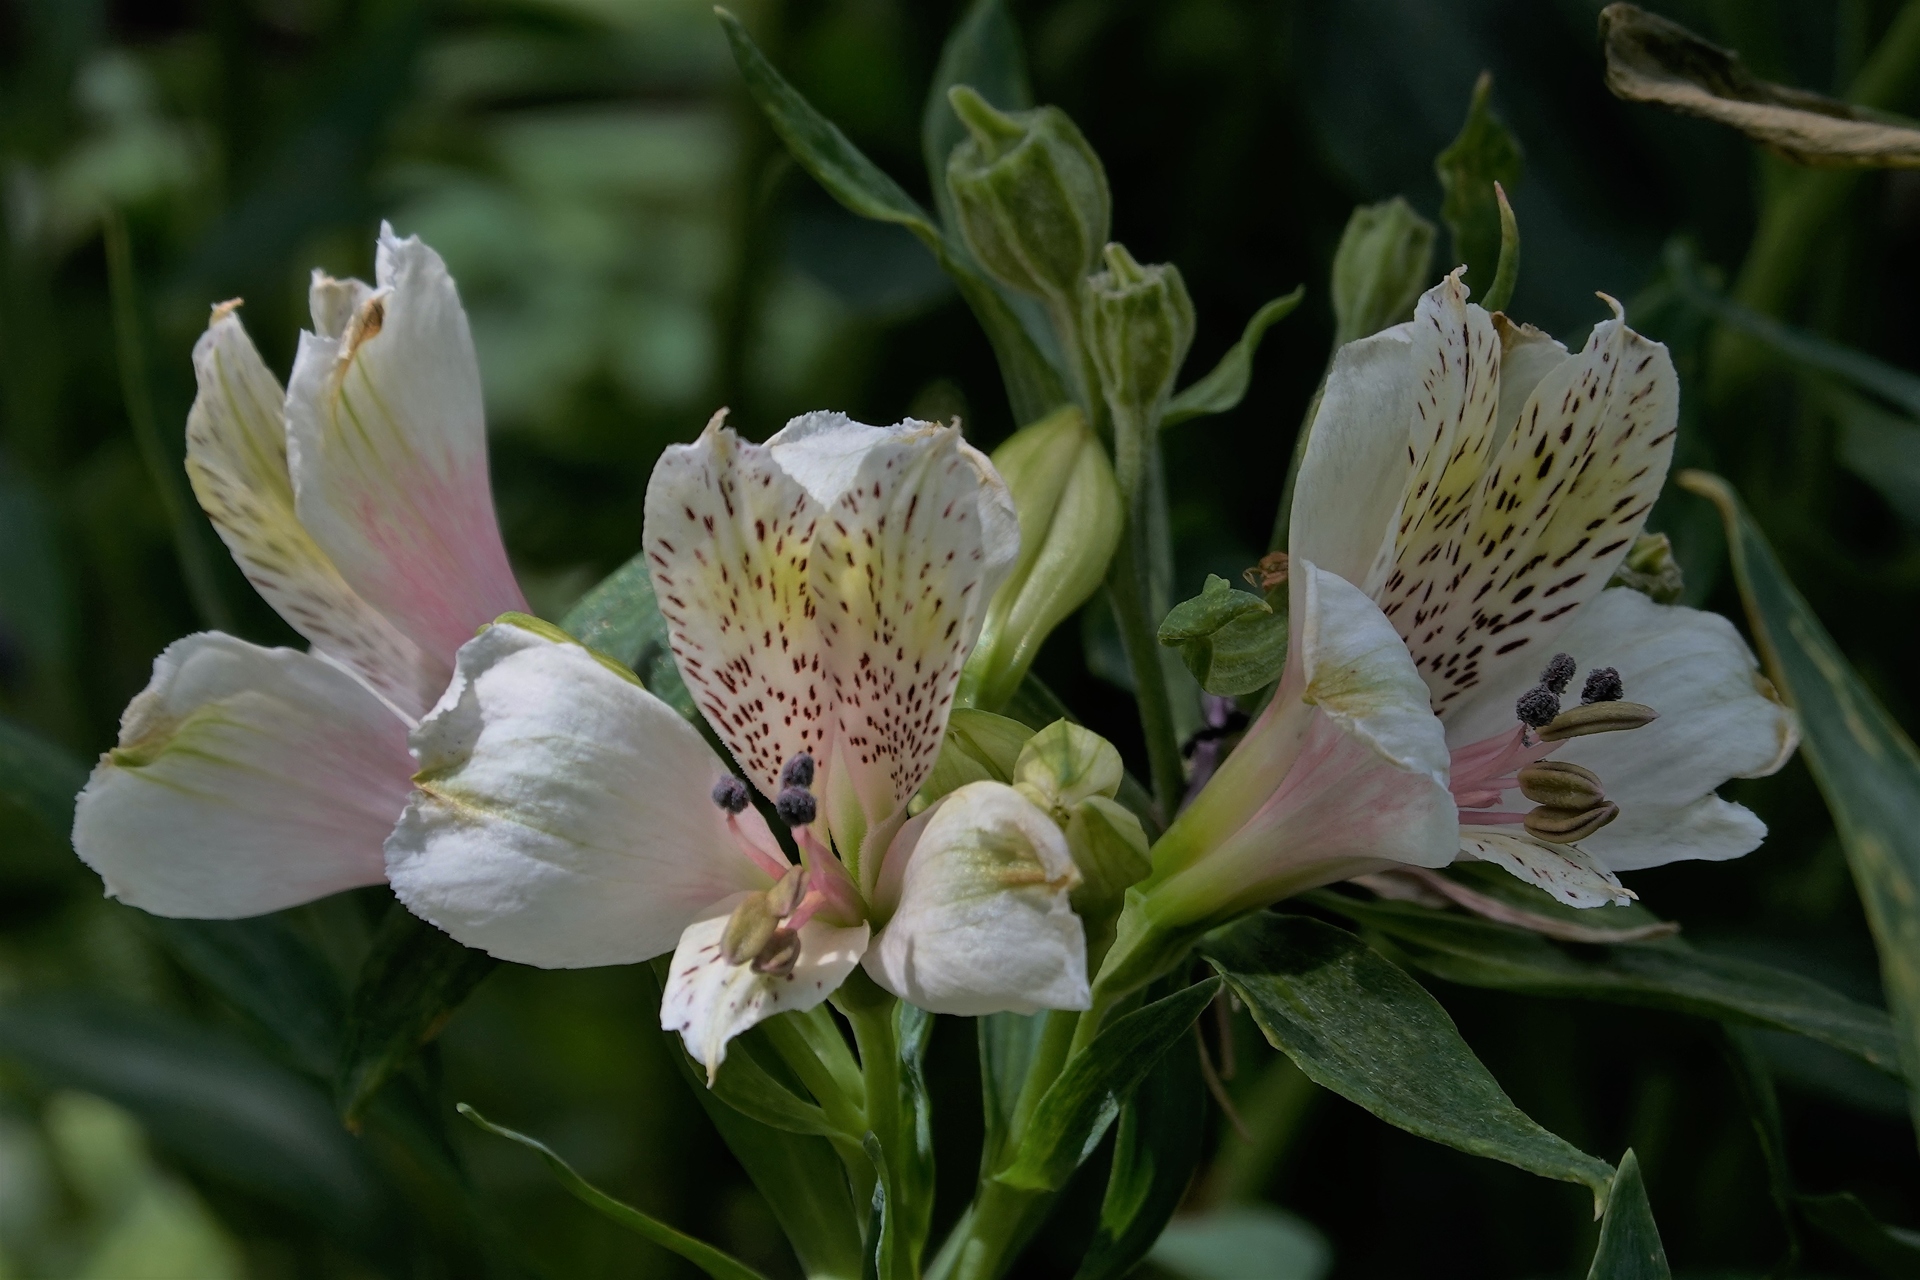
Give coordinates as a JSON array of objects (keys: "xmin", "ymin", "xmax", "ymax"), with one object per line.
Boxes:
[
  {"xmin": 72, "ymin": 634, "xmax": 412, "ymax": 918},
  {"xmin": 386, "ymin": 620, "xmax": 776, "ymax": 968},
  {"xmin": 797, "ymin": 416, "xmax": 1018, "ymax": 879},
  {"xmin": 662, "ymin": 901, "xmax": 869, "ymax": 1083},
  {"xmin": 185, "ymin": 304, "xmax": 443, "ymax": 718},
  {"xmin": 644, "ymin": 417, "xmax": 834, "ymax": 800},
  {"xmin": 1459, "ymin": 830, "xmax": 1633, "ymax": 909},
  {"xmin": 1148, "ymin": 562, "xmax": 1455, "ymax": 923},
  {"xmin": 285, "ymin": 226, "xmax": 525, "ymax": 667},
  {"xmin": 865, "ymin": 781, "xmax": 1087, "ymax": 1016}
]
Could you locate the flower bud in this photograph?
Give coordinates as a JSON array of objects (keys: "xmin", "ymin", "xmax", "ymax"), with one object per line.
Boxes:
[
  {"xmin": 1013, "ymin": 720, "xmax": 1125, "ymax": 817},
  {"xmin": 945, "ymin": 85, "xmax": 1111, "ymax": 310},
  {"xmin": 1606, "ymin": 531, "xmax": 1685, "ymax": 604},
  {"xmin": 1331, "ymin": 197, "xmax": 1437, "ymax": 347},
  {"xmin": 1063, "ymin": 794, "xmax": 1150, "ymax": 959},
  {"xmin": 958, "ymin": 407, "xmax": 1123, "ymax": 710},
  {"xmin": 1083, "ymin": 243, "xmax": 1196, "ymax": 431},
  {"xmin": 912, "ymin": 709, "xmax": 1037, "ymax": 813}
]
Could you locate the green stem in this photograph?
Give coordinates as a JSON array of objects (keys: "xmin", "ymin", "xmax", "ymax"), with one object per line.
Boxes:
[
  {"xmin": 104, "ymin": 211, "xmax": 235, "ymax": 633},
  {"xmin": 1105, "ymin": 400, "xmax": 1185, "ymax": 820},
  {"xmin": 761, "ymin": 1011, "xmax": 866, "ymax": 1137},
  {"xmin": 838, "ymin": 975, "xmax": 913, "ymax": 1280},
  {"xmin": 940, "ymin": 1179, "xmax": 1051, "ymax": 1280}
]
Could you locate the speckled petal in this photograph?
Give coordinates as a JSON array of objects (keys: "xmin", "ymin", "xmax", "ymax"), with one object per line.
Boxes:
[
  {"xmin": 285, "ymin": 225, "xmax": 526, "ymax": 666},
  {"xmin": 185, "ymin": 306, "xmax": 441, "ymax": 718},
  {"xmin": 801, "ymin": 418, "xmax": 1018, "ymax": 876},
  {"xmin": 645, "ymin": 418, "xmax": 834, "ymax": 800},
  {"xmin": 1411, "ymin": 299, "xmax": 1678, "ymax": 715},
  {"xmin": 661, "ymin": 903, "xmax": 869, "ymax": 1082},
  {"xmin": 72, "ymin": 633, "xmax": 413, "ymax": 918},
  {"xmin": 1459, "ymin": 829, "xmax": 1632, "ymax": 909}
]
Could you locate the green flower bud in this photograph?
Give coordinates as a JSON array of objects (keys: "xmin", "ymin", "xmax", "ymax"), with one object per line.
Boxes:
[
  {"xmin": 1606, "ymin": 531, "xmax": 1685, "ymax": 604},
  {"xmin": 958, "ymin": 407, "xmax": 1123, "ymax": 711},
  {"xmin": 1331, "ymin": 197, "xmax": 1437, "ymax": 347},
  {"xmin": 910, "ymin": 709, "xmax": 1036, "ymax": 814},
  {"xmin": 945, "ymin": 85, "xmax": 1111, "ymax": 310},
  {"xmin": 1007, "ymin": 721, "xmax": 1147, "ymax": 962},
  {"xmin": 1083, "ymin": 243, "xmax": 1196, "ymax": 433}
]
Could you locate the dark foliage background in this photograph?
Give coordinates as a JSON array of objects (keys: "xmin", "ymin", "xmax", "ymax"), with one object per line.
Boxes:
[{"xmin": 0, "ymin": 0, "xmax": 1915, "ymax": 1276}]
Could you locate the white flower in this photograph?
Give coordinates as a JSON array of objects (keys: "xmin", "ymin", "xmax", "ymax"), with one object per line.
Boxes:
[
  {"xmin": 385, "ymin": 413, "xmax": 1092, "ymax": 1079},
  {"xmin": 71, "ymin": 226, "xmax": 526, "ymax": 918},
  {"xmin": 1289, "ymin": 271, "xmax": 1797, "ymax": 906}
]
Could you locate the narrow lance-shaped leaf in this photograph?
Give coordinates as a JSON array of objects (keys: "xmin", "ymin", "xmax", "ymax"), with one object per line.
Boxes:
[
  {"xmin": 716, "ymin": 7, "xmax": 1067, "ymax": 423},
  {"xmin": 921, "ymin": 0, "xmax": 1030, "ymax": 237},
  {"xmin": 996, "ymin": 977, "xmax": 1221, "ymax": 1192},
  {"xmin": 336, "ymin": 906, "xmax": 499, "ymax": 1125},
  {"xmin": 1202, "ymin": 914, "xmax": 1615, "ymax": 1212},
  {"xmin": 1312, "ymin": 892, "xmax": 1902, "ymax": 1075},
  {"xmin": 649, "ymin": 960, "xmax": 868, "ymax": 1280},
  {"xmin": 1163, "ymin": 287, "xmax": 1305, "ymax": 427},
  {"xmin": 459, "ymin": 1105, "xmax": 773, "ymax": 1280},
  {"xmin": 1600, "ymin": 2, "xmax": 1920, "ymax": 168},
  {"xmin": 1586, "ymin": 1150, "xmax": 1670, "ymax": 1280},
  {"xmin": 1681, "ymin": 470, "xmax": 1920, "ymax": 1139},
  {"xmin": 1073, "ymin": 1033, "xmax": 1207, "ymax": 1280},
  {"xmin": 1799, "ymin": 1192, "xmax": 1920, "ymax": 1277}
]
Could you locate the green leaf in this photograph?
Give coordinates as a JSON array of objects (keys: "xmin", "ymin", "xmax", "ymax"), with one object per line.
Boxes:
[
  {"xmin": 1162, "ymin": 287, "xmax": 1305, "ymax": 427},
  {"xmin": 651, "ymin": 961, "xmax": 867, "ymax": 1279},
  {"xmin": 1312, "ymin": 892, "xmax": 1901, "ymax": 1074},
  {"xmin": 996, "ymin": 977, "xmax": 1220, "ymax": 1192},
  {"xmin": 716, "ymin": 7, "xmax": 1067, "ymax": 424},
  {"xmin": 1202, "ymin": 914, "xmax": 1615, "ymax": 1211},
  {"xmin": 1435, "ymin": 71, "xmax": 1523, "ymax": 300},
  {"xmin": 1073, "ymin": 1033, "xmax": 1206, "ymax": 1280},
  {"xmin": 978, "ymin": 1010, "xmax": 1049, "ymax": 1175},
  {"xmin": 1146, "ymin": 1205, "xmax": 1332, "ymax": 1280},
  {"xmin": 458, "ymin": 1104, "xmax": 772, "ymax": 1280},
  {"xmin": 0, "ymin": 714, "xmax": 88, "ymax": 836},
  {"xmin": 0, "ymin": 996, "xmax": 380, "ymax": 1235},
  {"xmin": 560, "ymin": 549, "xmax": 695, "ymax": 719},
  {"xmin": 335, "ymin": 905, "xmax": 499, "ymax": 1125},
  {"xmin": 1682, "ymin": 470, "xmax": 1920, "ymax": 1136},
  {"xmin": 1799, "ymin": 1191, "xmax": 1920, "ymax": 1278},
  {"xmin": 1586, "ymin": 1150, "xmax": 1670, "ymax": 1280},
  {"xmin": 1481, "ymin": 179, "xmax": 1520, "ymax": 313},
  {"xmin": 1721, "ymin": 1028, "xmax": 1802, "ymax": 1266},
  {"xmin": 145, "ymin": 916, "xmax": 345, "ymax": 1080},
  {"xmin": 709, "ymin": 1036, "xmax": 843, "ymax": 1138},
  {"xmin": 1157, "ymin": 574, "xmax": 1289, "ymax": 697}
]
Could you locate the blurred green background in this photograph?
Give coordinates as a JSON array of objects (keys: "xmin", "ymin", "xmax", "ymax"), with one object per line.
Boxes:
[{"xmin": 1, "ymin": 0, "xmax": 1917, "ymax": 1276}]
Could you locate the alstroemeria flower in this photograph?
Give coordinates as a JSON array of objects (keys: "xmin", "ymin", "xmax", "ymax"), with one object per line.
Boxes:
[
  {"xmin": 1129, "ymin": 553, "xmax": 1459, "ymax": 936},
  {"xmin": 72, "ymin": 226, "xmax": 526, "ymax": 917},
  {"xmin": 1289, "ymin": 271, "xmax": 1797, "ymax": 906},
  {"xmin": 385, "ymin": 414, "xmax": 1091, "ymax": 1077}
]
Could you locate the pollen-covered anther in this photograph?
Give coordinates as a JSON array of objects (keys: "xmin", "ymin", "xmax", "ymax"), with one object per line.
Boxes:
[
  {"xmin": 1523, "ymin": 800, "xmax": 1621, "ymax": 844},
  {"xmin": 1517, "ymin": 759, "xmax": 1605, "ymax": 809},
  {"xmin": 779, "ymin": 752, "xmax": 815, "ymax": 790},
  {"xmin": 1515, "ymin": 685, "xmax": 1561, "ymax": 729},
  {"xmin": 711, "ymin": 775, "xmax": 750, "ymax": 814},
  {"xmin": 1581, "ymin": 666, "xmax": 1625, "ymax": 704},
  {"xmin": 774, "ymin": 786, "xmax": 817, "ymax": 827},
  {"xmin": 1539, "ymin": 653, "xmax": 1576, "ymax": 696},
  {"xmin": 1535, "ymin": 700, "xmax": 1658, "ymax": 743}
]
